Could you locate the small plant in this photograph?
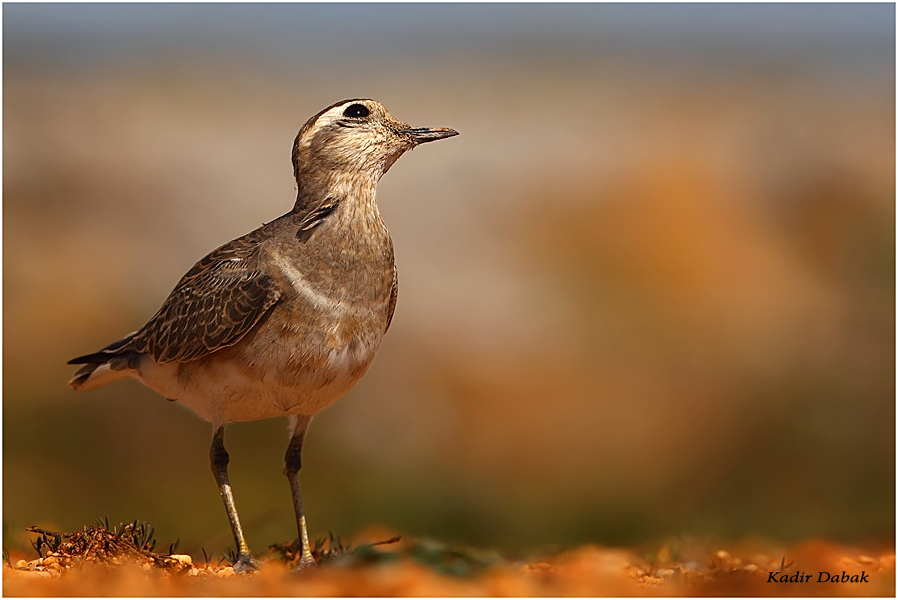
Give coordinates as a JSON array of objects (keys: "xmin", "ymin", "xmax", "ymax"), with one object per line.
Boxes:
[
  {"xmin": 267, "ymin": 531, "xmax": 356, "ymax": 566},
  {"xmin": 23, "ymin": 519, "xmax": 182, "ymax": 572},
  {"xmin": 313, "ymin": 531, "xmax": 353, "ymax": 563},
  {"xmin": 266, "ymin": 532, "xmax": 404, "ymax": 569},
  {"xmin": 223, "ymin": 547, "xmax": 239, "ymax": 567},
  {"xmin": 27, "ymin": 527, "xmax": 62, "ymax": 558}
]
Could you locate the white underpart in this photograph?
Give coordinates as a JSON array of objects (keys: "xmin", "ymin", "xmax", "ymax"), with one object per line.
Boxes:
[
  {"xmin": 136, "ymin": 341, "xmax": 378, "ymax": 426},
  {"xmin": 327, "ymin": 338, "xmax": 374, "ymax": 372},
  {"xmin": 73, "ymin": 363, "xmax": 128, "ymax": 391}
]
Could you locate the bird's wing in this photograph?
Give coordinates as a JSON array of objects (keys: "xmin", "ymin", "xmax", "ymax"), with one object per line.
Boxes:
[
  {"xmin": 384, "ymin": 264, "xmax": 398, "ymax": 334},
  {"xmin": 128, "ymin": 230, "xmax": 281, "ymax": 363}
]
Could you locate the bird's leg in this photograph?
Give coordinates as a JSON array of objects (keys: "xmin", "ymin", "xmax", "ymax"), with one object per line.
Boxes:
[
  {"xmin": 210, "ymin": 425, "xmax": 260, "ymax": 573},
  {"xmin": 285, "ymin": 414, "xmax": 316, "ymax": 571}
]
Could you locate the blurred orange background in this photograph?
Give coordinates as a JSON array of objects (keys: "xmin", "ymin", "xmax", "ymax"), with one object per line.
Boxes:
[{"xmin": 3, "ymin": 4, "xmax": 894, "ymax": 558}]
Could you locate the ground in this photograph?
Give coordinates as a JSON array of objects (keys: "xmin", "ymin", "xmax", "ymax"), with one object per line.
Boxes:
[{"xmin": 3, "ymin": 522, "xmax": 894, "ymax": 596}]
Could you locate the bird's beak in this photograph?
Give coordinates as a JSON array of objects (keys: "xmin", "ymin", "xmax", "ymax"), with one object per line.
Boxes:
[{"xmin": 405, "ymin": 127, "xmax": 459, "ymax": 144}]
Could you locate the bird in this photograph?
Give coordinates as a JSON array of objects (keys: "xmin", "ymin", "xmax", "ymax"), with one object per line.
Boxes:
[{"xmin": 67, "ymin": 98, "xmax": 458, "ymax": 572}]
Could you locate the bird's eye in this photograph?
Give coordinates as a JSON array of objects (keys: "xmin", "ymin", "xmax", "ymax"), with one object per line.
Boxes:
[{"xmin": 343, "ymin": 104, "xmax": 370, "ymax": 118}]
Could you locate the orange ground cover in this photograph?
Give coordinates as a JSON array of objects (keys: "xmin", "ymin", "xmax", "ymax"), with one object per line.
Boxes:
[{"xmin": 3, "ymin": 526, "xmax": 894, "ymax": 596}]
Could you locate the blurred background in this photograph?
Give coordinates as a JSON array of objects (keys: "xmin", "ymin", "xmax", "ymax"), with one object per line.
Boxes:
[{"xmin": 4, "ymin": 4, "xmax": 894, "ymax": 558}]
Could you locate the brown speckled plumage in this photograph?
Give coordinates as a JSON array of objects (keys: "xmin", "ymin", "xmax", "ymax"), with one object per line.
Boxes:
[{"xmin": 67, "ymin": 99, "xmax": 457, "ymax": 572}]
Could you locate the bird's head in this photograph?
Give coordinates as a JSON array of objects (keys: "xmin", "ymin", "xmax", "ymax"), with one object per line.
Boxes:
[{"xmin": 291, "ymin": 99, "xmax": 457, "ymax": 188}]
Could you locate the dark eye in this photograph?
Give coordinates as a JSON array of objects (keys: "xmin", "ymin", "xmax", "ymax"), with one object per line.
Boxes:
[{"xmin": 343, "ymin": 103, "xmax": 369, "ymax": 118}]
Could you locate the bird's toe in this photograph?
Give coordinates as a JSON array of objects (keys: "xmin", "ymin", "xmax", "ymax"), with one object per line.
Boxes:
[
  {"xmin": 290, "ymin": 554, "xmax": 317, "ymax": 573},
  {"xmin": 232, "ymin": 553, "xmax": 262, "ymax": 573}
]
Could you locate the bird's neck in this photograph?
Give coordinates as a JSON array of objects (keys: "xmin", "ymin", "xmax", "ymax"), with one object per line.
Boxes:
[
  {"xmin": 288, "ymin": 167, "xmax": 392, "ymax": 275},
  {"xmin": 292, "ymin": 167, "xmax": 379, "ymax": 214}
]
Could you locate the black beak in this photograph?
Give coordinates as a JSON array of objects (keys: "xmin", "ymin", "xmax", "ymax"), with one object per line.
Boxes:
[{"xmin": 405, "ymin": 127, "xmax": 459, "ymax": 144}]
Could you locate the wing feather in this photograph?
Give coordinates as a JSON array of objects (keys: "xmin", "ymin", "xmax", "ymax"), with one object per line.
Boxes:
[
  {"xmin": 127, "ymin": 231, "xmax": 280, "ymax": 363},
  {"xmin": 384, "ymin": 265, "xmax": 398, "ymax": 333}
]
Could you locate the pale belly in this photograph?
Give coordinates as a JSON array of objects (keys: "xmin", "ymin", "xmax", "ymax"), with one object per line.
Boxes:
[{"xmin": 134, "ymin": 319, "xmax": 383, "ymax": 426}]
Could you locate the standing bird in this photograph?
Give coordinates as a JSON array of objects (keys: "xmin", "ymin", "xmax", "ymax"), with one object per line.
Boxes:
[{"xmin": 67, "ymin": 99, "xmax": 458, "ymax": 572}]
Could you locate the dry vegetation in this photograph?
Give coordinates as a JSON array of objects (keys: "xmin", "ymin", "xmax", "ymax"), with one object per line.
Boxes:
[{"xmin": 4, "ymin": 522, "xmax": 894, "ymax": 596}]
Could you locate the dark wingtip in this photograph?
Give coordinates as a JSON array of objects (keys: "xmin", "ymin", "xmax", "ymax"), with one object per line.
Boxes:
[
  {"xmin": 67, "ymin": 352, "xmax": 110, "ymax": 365},
  {"xmin": 68, "ymin": 333, "xmax": 137, "ymax": 365}
]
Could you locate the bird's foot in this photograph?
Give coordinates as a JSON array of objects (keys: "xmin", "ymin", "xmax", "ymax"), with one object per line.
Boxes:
[
  {"xmin": 232, "ymin": 553, "xmax": 262, "ymax": 573},
  {"xmin": 290, "ymin": 553, "xmax": 317, "ymax": 573}
]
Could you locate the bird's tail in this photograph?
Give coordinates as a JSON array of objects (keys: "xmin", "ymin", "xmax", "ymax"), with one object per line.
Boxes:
[{"xmin": 68, "ymin": 334, "xmax": 141, "ymax": 391}]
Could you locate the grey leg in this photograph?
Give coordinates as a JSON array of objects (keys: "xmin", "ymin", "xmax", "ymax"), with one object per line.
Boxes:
[
  {"xmin": 285, "ymin": 415, "xmax": 315, "ymax": 570},
  {"xmin": 210, "ymin": 425, "xmax": 260, "ymax": 573}
]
